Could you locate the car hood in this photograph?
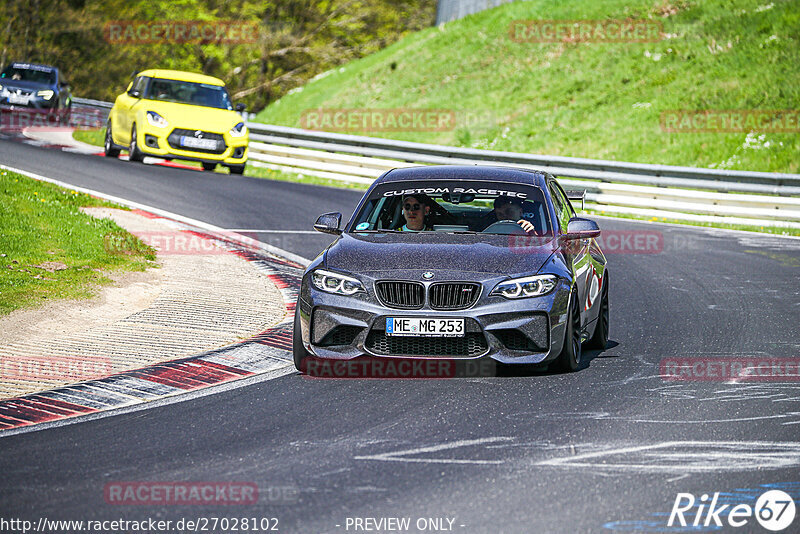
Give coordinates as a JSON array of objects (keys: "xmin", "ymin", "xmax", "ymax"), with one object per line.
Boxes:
[
  {"xmin": 324, "ymin": 232, "xmax": 557, "ymax": 276},
  {"xmin": 133, "ymin": 100, "xmax": 242, "ymax": 131}
]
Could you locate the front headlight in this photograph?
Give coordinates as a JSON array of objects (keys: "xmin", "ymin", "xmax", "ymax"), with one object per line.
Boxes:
[
  {"xmin": 311, "ymin": 269, "xmax": 365, "ymax": 295},
  {"xmin": 146, "ymin": 111, "xmax": 168, "ymax": 128},
  {"xmin": 37, "ymin": 90, "xmax": 54, "ymax": 100},
  {"xmin": 490, "ymin": 274, "xmax": 558, "ymax": 299},
  {"xmin": 229, "ymin": 121, "xmax": 246, "ymax": 137}
]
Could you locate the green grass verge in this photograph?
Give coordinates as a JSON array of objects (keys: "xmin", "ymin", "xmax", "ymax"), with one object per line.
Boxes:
[
  {"xmin": 255, "ymin": 0, "xmax": 800, "ymax": 174},
  {"xmin": 0, "ymin": 170, "xmax": 157, "ymax": 316},
  {"xmin": 73, "ymin": 127, "xmax": 105, "ymax": 147}
]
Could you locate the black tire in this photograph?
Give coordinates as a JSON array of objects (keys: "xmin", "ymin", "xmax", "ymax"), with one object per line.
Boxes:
[
  {"xmin": 228, "ymin": 164, "xmax": 245, "ymax": 175},
  {"xmin": 104, "ymin": 121, "xmax": 120, "ymax": 157},
  {"xmin": 553, "ymin": 289, "xmax": 582, "ymax": 372},
  {"xmin": 293, "ymin": 306, "xmax": 311, "ymax": 373},
  {"xmin": 585, "ymin": 271, "xmax": 609, "ymax": 350},
  {"xmin": 201, "ymin": 162, "xmax": 216, "ymax": 171},
  {"xmin": 129, "ymin": 124, "xmax": 144, "ymax": 162}
]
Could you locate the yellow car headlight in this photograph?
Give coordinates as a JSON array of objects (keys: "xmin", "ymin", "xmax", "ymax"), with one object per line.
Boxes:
[
  {"xmin": 37, "ymin": 90, "xmax": 54, "ymax": 100},
  {"xmin": 229, "ymin": 122, "xmax": 246, "ymax": 138}
]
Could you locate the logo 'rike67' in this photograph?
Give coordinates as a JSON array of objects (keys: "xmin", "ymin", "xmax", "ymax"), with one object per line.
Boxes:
[{"xmin": 669, "ymin": 490, "xmax": 796, "ymax": 531}]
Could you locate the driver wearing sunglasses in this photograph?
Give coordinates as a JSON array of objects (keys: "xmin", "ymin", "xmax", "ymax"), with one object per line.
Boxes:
[{"xmin": 399, "ymin": 194, "xmax": 432, "ymax": 232}]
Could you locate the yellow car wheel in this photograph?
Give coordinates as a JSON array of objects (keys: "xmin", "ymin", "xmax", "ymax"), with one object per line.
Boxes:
[
  {"xmin": 104, "ymin": 121, "xmax": 120, "ymax": 158},
  {"xmin": 129, "ymin": 125, "xmax": 144, "ymax": 163}
]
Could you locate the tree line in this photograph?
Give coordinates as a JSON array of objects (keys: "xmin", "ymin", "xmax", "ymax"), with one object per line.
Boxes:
[{"xmin": 0, "ymin": 0, "xmax": 434, "ymax": 112}]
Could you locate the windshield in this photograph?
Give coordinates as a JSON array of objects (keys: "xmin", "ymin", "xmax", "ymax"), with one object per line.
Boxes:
[
  {"xmin": 349, "ymin": 180, "xmax": 552, "ymax": 235},
  {"xmin": 1, "ymin": 65, "xmax": 56, "ymax": 84},
  {"xmin": 145, "ymin": 78, "xmax": 233, "ymax": 110}
]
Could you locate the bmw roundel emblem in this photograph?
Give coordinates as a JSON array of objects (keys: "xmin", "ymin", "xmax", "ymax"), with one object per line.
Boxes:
[{"xmin": 422, "ymin": 272, "xmax": 434, "ymax": 280}]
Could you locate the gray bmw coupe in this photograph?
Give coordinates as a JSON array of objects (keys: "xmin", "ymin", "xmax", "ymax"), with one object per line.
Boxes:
[{"xmin": 293, "ymin": 165, "xmax": 609, "ymax": 373}]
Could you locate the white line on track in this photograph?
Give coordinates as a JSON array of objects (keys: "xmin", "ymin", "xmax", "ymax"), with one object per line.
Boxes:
[
  {"xmin": 354, "ymin": 437, "xmax": 515, "ymax": 465},
  {"xmin": 535, "ymin": 440, "xmax": 800, "ymax": 472},
  {"xmin": 587, "ymin": 213, "xmax": 800, "ymax": 240},
  {"xmin": 225, "ymin": 229, "xmax": 320, "ymax": 234}
]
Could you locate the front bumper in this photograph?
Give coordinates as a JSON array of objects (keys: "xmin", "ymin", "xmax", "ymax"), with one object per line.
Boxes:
[
  {"xmin": 0, "ymin": 94, "xmax": 59, "ymax": 112},
  {"xmin": 297, "ymin": 270, "xmax": 571, "ymax": 365},
  {"xmin": 135, "ymin": 124, "xmax": 248, "ymax": 165}
]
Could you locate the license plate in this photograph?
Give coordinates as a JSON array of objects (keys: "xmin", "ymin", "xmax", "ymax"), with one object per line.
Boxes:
[
  {"xmin": 7, "ymin": 94, "xmax": 29, "ymax": 105},
  {"xmin": 386, "ymin": 317, "xmax": 464, "ymax": 337},
  {"xmin": 180, "ymin": 136, "xmax": 218, "ymax": 150}
]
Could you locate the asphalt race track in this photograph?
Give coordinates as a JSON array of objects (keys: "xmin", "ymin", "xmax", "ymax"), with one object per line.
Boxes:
[{"xmin": 1, "ymin": 138, "xmax": 800, "ymax": 533}]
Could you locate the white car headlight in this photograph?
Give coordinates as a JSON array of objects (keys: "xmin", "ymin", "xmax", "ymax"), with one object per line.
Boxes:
[
  {"xmin": 146, "ymin": 111, "xmax": 168, "ymax": 128},
  {"xmin": 229, "ymin": 121, "xmax": 246, "ymax": 137},
  {"xmin": 311, "ymin": 269, "xmax": 365, "ymax": 295},
  {"xmin": 490, "ymin": 274, "xmax": 558, "ymax": 299},
  {"xmin": 37, "ymin": 90, "xmax": 54, "ymax": 100}
]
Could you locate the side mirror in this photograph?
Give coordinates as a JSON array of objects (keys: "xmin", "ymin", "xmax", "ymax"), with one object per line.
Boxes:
[
  {"xmin": 564, "ymin": 217, "xmax": 600, "ymax": 240},
  {"xmin": 314, "ymin": 212, "xmax": 342, "ymax": 235},
  {"xmin": 128, "ymin": 89, "xmax": 141, "ymax": 98},
  {"xmin": 235, "ymin": 103, "xmax": 246, "ymax": 113}
]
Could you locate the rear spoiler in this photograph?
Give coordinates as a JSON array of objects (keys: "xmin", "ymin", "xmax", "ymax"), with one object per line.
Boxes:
[{"xmin": 565, "ymin": 190, "xmax": 585, "ymax": 211}]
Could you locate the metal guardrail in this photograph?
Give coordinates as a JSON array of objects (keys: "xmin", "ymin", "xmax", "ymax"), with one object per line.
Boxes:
[
  {"xmin": 244, "ymin": 139, "xmax": 800, "ymax": 227},
  {"xmin": 246, "ymin": 124, "xmax": 800, "ymax": 196},
  {"xmin": 435, "ymin": 0, "xmax": 518, "ymax": 25},
  {"xmin": 65, "ymin": 98, "xmax": 800, "ymax": 228},
  {"xmin": 72, "ymin": 97, "xmax": 113, "ymax": 109},
  {"xmin": 243, "ymin": 123, "xmax": 800, "ymax": 227}
]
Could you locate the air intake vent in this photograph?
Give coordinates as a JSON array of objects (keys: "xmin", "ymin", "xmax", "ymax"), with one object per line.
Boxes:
[
  {"xmin": 317, "ymin": 325, "xmax": 362, "ymax": 347},
  {"xmin": 429, "ymin": 283, "xmax": 480, "ymax": 310},
  {"xmin": 376, "ymin": 281, "xmax": 424, "ymax": 309},
  {"xmin": 365, "ymin": 331, "xmax": 488, "ymax": 357},
  {"xmin": 493, "ymin": 329, "xmax": 545, "ymax": 352}
]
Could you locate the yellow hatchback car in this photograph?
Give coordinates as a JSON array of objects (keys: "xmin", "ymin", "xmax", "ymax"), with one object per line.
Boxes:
[{"xmin": 105, "ymin": 69, "xmax": 248, "ymax": 174}]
